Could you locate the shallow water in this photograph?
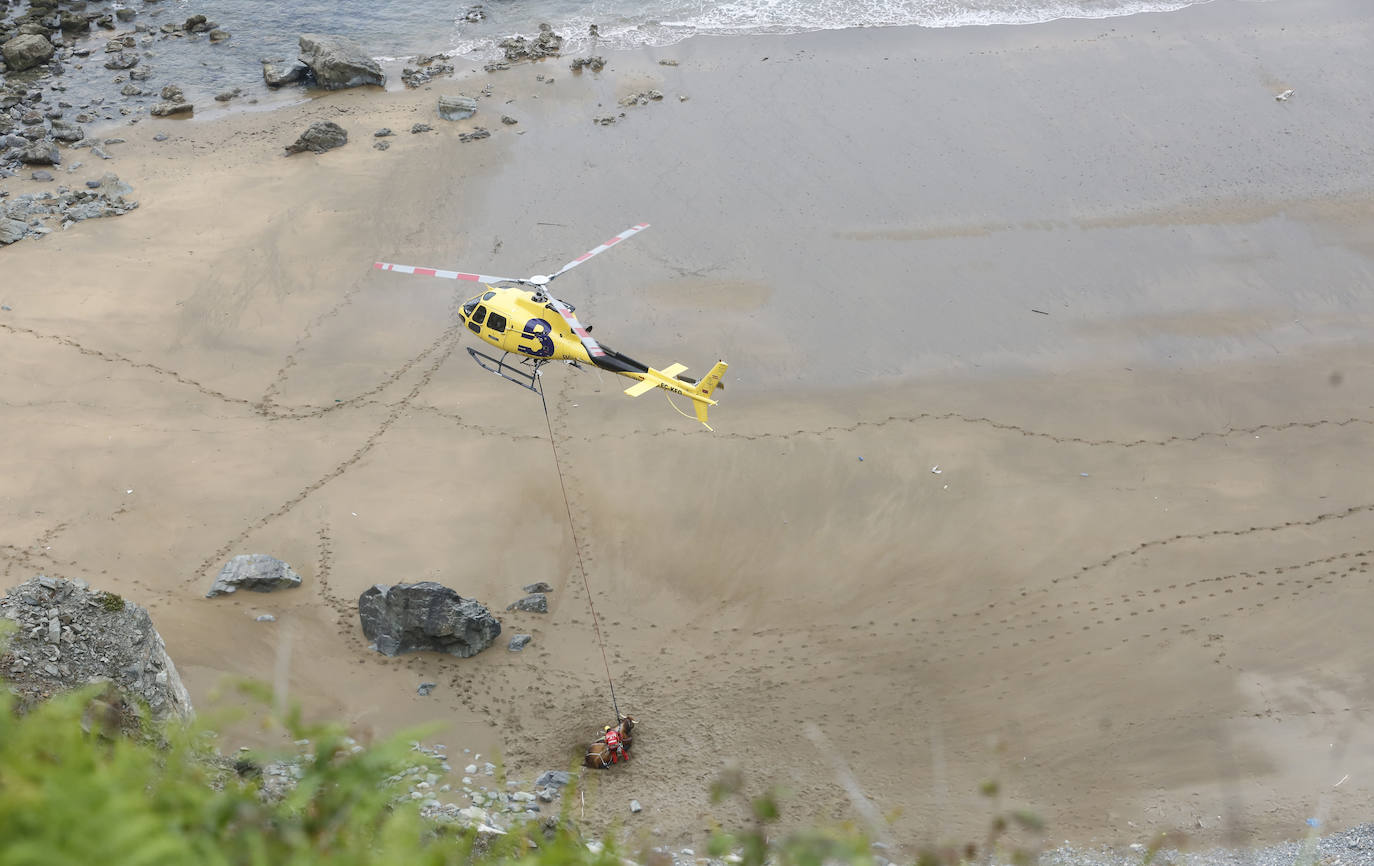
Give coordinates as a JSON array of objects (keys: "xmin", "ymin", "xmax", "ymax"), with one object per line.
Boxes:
[{"xmin": 13, "ymin": 0, "xmax": 1207, "ymax": 124}]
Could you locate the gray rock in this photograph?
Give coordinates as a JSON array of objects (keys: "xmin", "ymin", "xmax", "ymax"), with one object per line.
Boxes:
[
  {"xmin": 119, "ymin": 84, "xmax": 142, "ymax": 96},
  {"xmin": 417, "ymin": 682, "xmax": 436, "ymax": 696},
  {"xmin": 262, "ymin": 60, "xmax": 307, "ymax": 88},
  {"xmin": 59, "ymin": 11, "xmax": 90, "ymax": 33},
  {"xmin": 570, "ymin": 56, "xmax": 605, "ymax": 73},
  {"xmin": 373, "ymin": 128, "xmax": 392, "ymax": 137},
  {"xmin": 209, "ymin": 29, "xmax": 230, "ymax": 43},
  {"xmin": 297, "ymin": 34, "xmax": 384, "ymax": 90},
  {"xmin": 508, "ymin": 634, "xmax": 532, "ymax": 651},
  {"xmin": 86, "ymin": 179, "xmax": 103, "ymax": 189},
  {"xmin": 410, "ymin": 123, "xmax": 432, "ymax": 134},
  {"xmin": 2, "ymin": 34, "xmax": 56, "ymax": 72},
  {"xmin": 0, "ymin": 218, "xmax": 27, "ymax": 244},
  {"xmin": 357, "ymin": 581, "xmax": 500, "ymax": 658},
  {"xmin": 254, "ymin": 614, "xmax": 276, "ymax": 622},
  {"xmin": 206, "ymin": 554, "xmax": 302, "ymax": 598},
  {"xmin": 103, "ymin": 51, "xmax": 138, "ymax": 70},
  {"xmin": 372, "ymin": 140, "xmax": 389, "ymax": 151},
  {"xmin": 437, "ymin": 94, "xmax": 477, "ymax": 121},
  {"xmin": 501, "ymin": 115, "xmax": 518, "ymax": 125},
  {"xmin": 458, "ymin": 127, "xmax": 490, "ymax": 143},
  {"xmin": 498, "ymin": 23, "xmax": 564, "ymax": 62},
  {"xmin": 18, "ymin": 141, "xmax": 59, "ymax": 165},
  {"xmin": 630, "ymin": 799, "xmax": 642, "ymax": 813},
  {"xmin": 30, "ymin": 169, "xmax": 53, "ymax": 181},
  {"xmin": 522, "ymin": 582, "xmax": 553, "ymax": 593},
  {"xmin": 506, "ymin": 593, "xmax": 547, "ymax": 613},
  {"xmin": 50, "ymin": 119, "xmax": 83, "ymax": 142},
  {"xmin": 284, "ymin": 121, "xmax": 347, "ymax": 154},
  {"xmin": 150, "ymin": 102, "xmax": 192, "ymax": 117},
  {"xmin": 0, "ymin": 576, "xmax": 193, "ymax": 723},
  {"xmin": 160, "ymin": 85, "xmax": 184, "ymax": 101},
  {"xmin": 115, "ymin": 8, "xmax": 136, "ymax": 22},
  {"xmin": 535, "ymin": 770, "xmax": 573, "ymax": 789}
]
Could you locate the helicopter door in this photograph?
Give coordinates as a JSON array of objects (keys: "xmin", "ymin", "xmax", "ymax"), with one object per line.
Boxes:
[
  {"xmin": 486, "ymin": 312, "xmax": 507, "ymax": 335},
  {"xmin": 469, "ymin": 305, "xmax": 488, "ymax": 334}
]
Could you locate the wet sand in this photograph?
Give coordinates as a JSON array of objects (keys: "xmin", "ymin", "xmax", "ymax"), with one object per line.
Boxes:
[{"xmin": 2, "ymin": 0, "xmax": 1373, "ymax": 855}]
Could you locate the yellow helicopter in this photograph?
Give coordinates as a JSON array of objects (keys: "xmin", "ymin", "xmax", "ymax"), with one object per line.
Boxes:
[{"xmin": 374, "ymin": 224, "xmax": 727, "ymax": 429}]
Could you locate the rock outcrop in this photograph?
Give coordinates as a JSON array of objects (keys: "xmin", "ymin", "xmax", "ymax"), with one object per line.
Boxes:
[
  {"xmin": 498, "ymin": 24, "xmax": 564, "ymax": 62},
  {"xmin": 297, "ymin": 34, "xmax": 384, "ymax": 89},
  {"xmin": 357, "ymin": 582, "xmax": 500, "ymax": 658},
  {"xmin": 0, "ymin": 576, "xmax": 193, "ymax": 723},
  {"xmin": 284, "ymin": 120, "xmax": 348, "ymax": 154},
  {"xmin": 206, "ymin": 554, "xmax": 302, "ymax": 598},
  {"xmin": 2, "ymin": 34, "xmax": 55, "ymax": 72},
  {"xmin": 263, "ymin": 61, "xmax": 308, "ymax": 88},
  {"xmin": 506, "ymin": 593, "xmax": 548, "ymax": 613},
  {"xmin": 437, "ymin": 94, "xmax": 477, "ymax": 121}
]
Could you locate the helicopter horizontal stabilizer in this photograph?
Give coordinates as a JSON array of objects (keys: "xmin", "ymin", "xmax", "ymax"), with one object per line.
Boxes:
[{"xmin": 623, "ymin": 378, "xmax": 660, "ymax": 398}]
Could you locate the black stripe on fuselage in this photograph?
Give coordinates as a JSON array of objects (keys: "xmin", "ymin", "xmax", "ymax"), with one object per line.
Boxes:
[{"xmin": 590, "ymin": 345, "xmax": 650, "ymax": 376}]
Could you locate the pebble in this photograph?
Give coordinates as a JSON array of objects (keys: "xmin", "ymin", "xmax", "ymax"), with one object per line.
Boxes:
[
  {"xmin": 254, "ymin": 614, "xmax": 275, "ymax": 622},
  {"xmin": 630, "ymin": 799, "xmax": 642, "ymax": 813}
]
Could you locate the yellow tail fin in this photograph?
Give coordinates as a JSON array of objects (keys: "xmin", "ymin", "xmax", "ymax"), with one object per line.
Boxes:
[{"xmin": 693, "ymin": 361, "xmax": 727, "ymax": 401}]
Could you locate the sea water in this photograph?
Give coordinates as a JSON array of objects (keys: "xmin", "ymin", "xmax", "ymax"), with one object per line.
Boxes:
[{"xmin": 18, "ymin": 0, "xmax": 1207, "ymax": 117}]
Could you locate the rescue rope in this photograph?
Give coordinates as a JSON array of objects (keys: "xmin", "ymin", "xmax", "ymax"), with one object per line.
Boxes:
[{"xmin": 536, "ymin": 373, "xmax": 622, "ymax": 721}]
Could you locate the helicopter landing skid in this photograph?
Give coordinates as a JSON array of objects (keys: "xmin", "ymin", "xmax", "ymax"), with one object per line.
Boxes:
[{"xmin": 466, "ymin": 347, "xmax": 546, "ymax": 394}]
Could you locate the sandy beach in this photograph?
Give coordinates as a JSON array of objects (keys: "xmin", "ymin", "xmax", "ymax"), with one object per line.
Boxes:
[{"xmin": 3, "ymin": 0, "xmax": 1374, "ymax": 856}]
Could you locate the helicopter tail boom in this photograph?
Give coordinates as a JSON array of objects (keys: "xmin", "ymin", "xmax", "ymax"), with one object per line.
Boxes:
[{"xmin": 622, "ymin": 360, "xmax": 728, "ymax": 430}]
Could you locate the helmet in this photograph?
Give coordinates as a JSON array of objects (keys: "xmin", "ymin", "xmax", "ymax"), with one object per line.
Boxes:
[{"xmin": 604, "ymin": 726, "xmax": 612, "ymax": 732}]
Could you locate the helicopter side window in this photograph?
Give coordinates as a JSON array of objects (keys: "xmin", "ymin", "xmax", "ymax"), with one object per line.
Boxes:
[
  {"xmin": 486, "ymin": 312, "xmax": 507, "ymax": 333},
  {"xmin": 469, "ymin": 304, "xmax": 487, "ymax": 334}
]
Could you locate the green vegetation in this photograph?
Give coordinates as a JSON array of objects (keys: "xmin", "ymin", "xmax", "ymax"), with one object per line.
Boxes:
[
  {"xmin": 95, "ymin": 590, "xmax": 127, "ymax": 612},
  {"xmin": 0, "ymin": 638, "xmax": 1048, "ymax": 866},
  {"xmin": 0, "ymin": 680, "xmax": 872, "ymax": 866}
]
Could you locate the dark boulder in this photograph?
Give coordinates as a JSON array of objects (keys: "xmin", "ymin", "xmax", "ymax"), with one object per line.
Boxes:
[
  {"xmin": 206, "ymin": 554, "xmax": 302, "ymax": 598},
  {"xmin": 357, "ymin": 581, "xmax": 500, "ymax": 658},
  {"xmin": 2, "ymin": 34, "xmax": 55, "ymax": 71},
  {"xmin": 297, "ymin": 34, "xmax": 384, "ymax": 89},
  {"xmin": 49, "ymin": 119, "xmax": 82, "ymax": 142},
  {"xmin": 284, "ymin": 120, "xmax": 347, "ymax": 154},
  {"xmin": 506, "ymin": 593, "xmax": 548, "ymax": 613},
  {"xmin": 17, "ymin": 140, "xmax": 59, "ymax": 165},
  {"xmin": 498, "ymin": 23, "xmax": 563, "ymax": 62}
]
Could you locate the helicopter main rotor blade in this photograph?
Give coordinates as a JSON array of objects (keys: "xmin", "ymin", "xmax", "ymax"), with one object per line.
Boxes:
[
  {"xmin": 374, "ymin": 261, "xmax": 523, "ymax": 284},
  {"xmin": 547, "ymin": 223, "xmax": 650, "ymax": 282}
]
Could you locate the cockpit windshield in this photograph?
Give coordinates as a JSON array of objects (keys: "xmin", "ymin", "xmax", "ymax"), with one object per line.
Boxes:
[{"xmin": 462, "ymin": 291, "xmax": 498, "ymax": 318}]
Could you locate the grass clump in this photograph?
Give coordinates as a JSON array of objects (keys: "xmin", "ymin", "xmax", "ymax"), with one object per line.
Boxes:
[{"xmin": 95, "ymin": 591, "xmax": 127, "ymax": 612}]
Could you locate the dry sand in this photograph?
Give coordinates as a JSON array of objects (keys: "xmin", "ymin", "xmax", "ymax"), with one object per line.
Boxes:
[{"xmin": 3, "ymin": 0, "xmax": 1373, "ymax": 856}]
